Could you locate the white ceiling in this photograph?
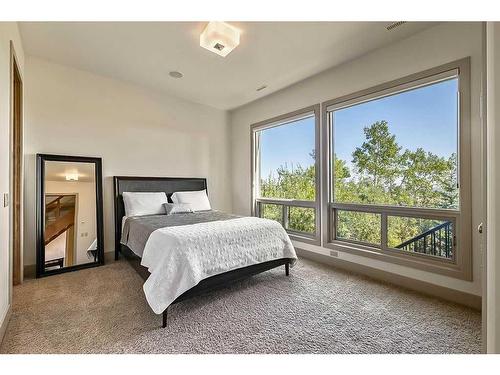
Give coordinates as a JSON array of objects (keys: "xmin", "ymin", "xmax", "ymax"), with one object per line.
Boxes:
[
  {"xmin": 19, "ymin": 22, "xmax": 437, "ymax": 110},
  {"xmin": 45, "ymin": 161, "xmax": 95, "ymax": 182}
]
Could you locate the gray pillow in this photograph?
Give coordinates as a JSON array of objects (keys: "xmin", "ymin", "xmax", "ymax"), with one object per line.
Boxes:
[{"xmin": 163, "ymin": 203, "xmax": 194, "ymax": 215}]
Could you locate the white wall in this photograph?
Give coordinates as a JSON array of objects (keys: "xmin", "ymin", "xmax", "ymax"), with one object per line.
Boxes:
[
  {"xmin": 45, "ymin": 181, "xmax": 97, "ymax": 265},
  {"xmin": 23, "ymin": 57, "xmax": 232, "ymax": 266},
  {"xmin": 486, "ymin": 22, "xmax": 500, "ymax": 354},
  {"xmin": 0, "ymin": 23, "xmax": 24, "ymax": 337},
  {"xmin": 230, "ymin": 22, "xmax": 484, "ymax": 296}
]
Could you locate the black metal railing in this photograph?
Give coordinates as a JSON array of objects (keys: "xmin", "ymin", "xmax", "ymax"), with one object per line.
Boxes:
[{"xmin": 395, "ymin": 221, "xmax": 453, "ymax": 259}]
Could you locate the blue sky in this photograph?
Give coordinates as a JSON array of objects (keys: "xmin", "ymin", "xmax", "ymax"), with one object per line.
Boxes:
[
  {"xmin": 260, "ymin": 117, "xmax": 315, "ymax": 178},
  {"xmin": 259, "ymin": 78, "xmax": 458, "ymax": 178}
]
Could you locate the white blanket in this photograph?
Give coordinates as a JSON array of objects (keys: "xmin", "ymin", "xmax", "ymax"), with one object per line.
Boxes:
[{"xmin": 140, "ymin": 216, "xmax": 297, "ymax": 314}]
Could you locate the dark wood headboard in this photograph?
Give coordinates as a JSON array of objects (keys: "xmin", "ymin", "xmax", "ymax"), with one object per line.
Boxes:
[{"xmin": 113, "ymin": 176, "xmax": 208, "ymax": 260}]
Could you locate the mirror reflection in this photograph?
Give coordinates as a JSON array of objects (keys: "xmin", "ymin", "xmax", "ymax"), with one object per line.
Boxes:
[{"xmin": 43, "ymin": 161, "xmax": 97, "ymax": 271}]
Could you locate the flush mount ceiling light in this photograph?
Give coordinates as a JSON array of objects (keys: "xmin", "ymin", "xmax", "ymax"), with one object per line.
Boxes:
[
  {"xmin": 200, "ymin": 21, "xmax": 240, "ymax": 57},
  {"xmin": 169, "ymin": 71, "xmax": 183, "ymax": 78},
  {"xmin": 65, "ymin": 173, "xmax": 79, "ymax": 181}
]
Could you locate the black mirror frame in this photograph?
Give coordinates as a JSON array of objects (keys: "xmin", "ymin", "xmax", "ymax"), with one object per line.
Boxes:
[{"xmin": 36, "ymin": 153, "xmax": 104, "ymax": 278}]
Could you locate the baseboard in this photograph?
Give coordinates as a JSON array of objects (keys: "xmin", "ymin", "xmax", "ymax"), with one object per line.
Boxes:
[
  {"xmin": 296, "ymin": 247, "xmax": 482, "ymax": 310},
  {"xmin": 23, "ymin": 248, "xmax": 479, "ymax": 309},
  {"xmin": 24, "ymin": 251, "xmax": 117, "ymax": 279},
  {"xmin": 0, "ymin": 306, "xmax": 12, "ymax": 348}
]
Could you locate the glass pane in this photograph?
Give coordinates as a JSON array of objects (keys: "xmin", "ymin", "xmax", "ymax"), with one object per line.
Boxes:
[
  {"xmin": 332, "ymin": 77, "xmax": 459, "ymax": 210},
  {"xmin": 288, "ymin": 207, "xmax": 315, "ymax": 234},
  {"xmin": 258, "ymin": 115, "xmax": 316, "ymax": 200},
  {"xmin": 336, "ymin": 210, "xmax": 381, "ymax": 245},
  {"xmin": 44, "ymin": 160, "xmax": 97, "ymax": 270},
  {"xmin": 388, "ymin": 216, "xmax": 454, "ymax": 259},
  {"xmin": 260, "ymin": 203, "xmax": 282, "ymax": 224}
]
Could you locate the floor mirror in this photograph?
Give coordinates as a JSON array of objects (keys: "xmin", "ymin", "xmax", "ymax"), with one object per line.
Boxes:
[{"xmin": 36, "ymin": 154, "xmax": 104, "ymax": 277}]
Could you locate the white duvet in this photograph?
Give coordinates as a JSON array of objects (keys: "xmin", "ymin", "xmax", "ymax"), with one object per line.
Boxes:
[{"xmin": 140, "ymin": 216, "xmax": 297, "ymax": 314}]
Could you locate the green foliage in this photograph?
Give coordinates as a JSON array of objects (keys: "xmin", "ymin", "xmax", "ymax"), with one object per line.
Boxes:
[
  {"xmin": 260, "ymin": 165, "xmax": 316, "ymax": 233},
  {"xmin": 288, "ymin": 207, "xmax": 315, "ymax": 233},
  {"xmin": 260, "ymin": 203, "xmax": 282, "ymax": 224},
  {"xmin": 261, "ymin": 165, "xmax": 315, "ymax": 201},
  {"xmin": 336, "ymin": 211, "xmax": 381, "ymax": 245},
  {"xmin": 259, "ymin": 120, "xmax": 458, "ymax": 257},
  {"xmin": 352, "ymin": 121, "xmax": 401, "ymax": 186}
]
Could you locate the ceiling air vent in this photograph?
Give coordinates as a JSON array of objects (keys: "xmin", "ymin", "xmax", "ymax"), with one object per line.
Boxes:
[{"xmin": 386, "ymin": 21, "xmax": 407, "ymax": 31}]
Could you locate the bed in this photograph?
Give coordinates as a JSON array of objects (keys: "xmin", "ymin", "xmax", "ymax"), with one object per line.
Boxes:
[{"xmin": 113, "ymin": 176, "xmax": 297, "ymax": 328}]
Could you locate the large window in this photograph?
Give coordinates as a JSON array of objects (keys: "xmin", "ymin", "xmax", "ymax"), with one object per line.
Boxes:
[
  {"xmin": 324, "ymin": 59, "xmax": 471, "ymax": 280},
  {"xmin": 252, "ymin": 106, "xmax": 320, "ymax": 242},
  {"xmin": 250, "ymin": 59, "xmax": 471, "ymax": 280},
  {"xmin": 332, "ymin": 78, "xmax": 459, "ymax": 210}
]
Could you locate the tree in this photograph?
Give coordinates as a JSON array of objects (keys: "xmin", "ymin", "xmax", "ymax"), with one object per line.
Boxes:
[
  {"xmin": 260, "ymin": 119, "xmax": 458, "ymax": 254},
  {"xmin": 438, "ymin": 153, "xmax": 459, "ymax": 209},
  {"xmin": 396, "ymin": 148, "xmax": 455, "ymax": 209},
  {"xmin": 261, "ymin": 164, "xmax": 315, "ymax": 201},
  {"xmin": 260, "ymin": 163, "xmax": 316, "ymax": 233},
  {"xmin": 352, "ymin": 121, "xmax": 401, "ymax": 186}
]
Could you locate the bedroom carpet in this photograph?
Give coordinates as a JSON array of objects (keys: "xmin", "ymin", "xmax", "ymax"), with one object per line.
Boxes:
[{"xmin": 0, "ymin": 257, "xmax": 481, "ymax": 354}]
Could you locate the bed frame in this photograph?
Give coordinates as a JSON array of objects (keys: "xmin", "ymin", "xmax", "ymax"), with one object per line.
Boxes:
[{"xmin": 113, "ymin": 176, "xmax": 292, "ymax": 328}]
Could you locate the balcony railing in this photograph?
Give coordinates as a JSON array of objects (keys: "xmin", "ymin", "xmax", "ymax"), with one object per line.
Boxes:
[{"xmin": 395, "ymin": 221, "xmax": 453, "ymax": 259}]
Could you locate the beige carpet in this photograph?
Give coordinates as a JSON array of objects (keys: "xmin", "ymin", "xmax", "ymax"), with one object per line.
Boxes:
[{"xmin": 0, "ymin": 257, "xmax": 481, "ymax": 354}]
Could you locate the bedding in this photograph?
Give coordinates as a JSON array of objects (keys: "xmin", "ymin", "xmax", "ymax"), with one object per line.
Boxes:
[
  {"xmin": 122, "ymin": 192, "xmax": 168, "ymax": 217},
  {"xmin": 122, "ymin": 216, "xmax": 128, "ymax": 231},
  {"xmin": 120, "ymin": 210, "xmax": 297, "ymax": 314},
  {"xmin": 171, "ymin": 189, "xmax": 211, "ymax": 211},
  {"xmin": 121, "ymin": 210, "xmax": 237, "ymax": 256}
]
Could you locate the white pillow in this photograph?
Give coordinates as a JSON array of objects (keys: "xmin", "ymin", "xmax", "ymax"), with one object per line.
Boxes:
[
  {"xmin": 122, "ymin": 192, "xmax": 168, "ymax": 217},
  {"xmin": 171, "ymin": 189, "xmax": 211, "ymax": 211}
]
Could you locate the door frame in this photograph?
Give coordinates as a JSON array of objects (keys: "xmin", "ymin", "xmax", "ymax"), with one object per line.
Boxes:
[
  {"xmin": 481, "ymin": 21, "xmax": 489, "ymax": 354},
  {"xmin": 9, "ymin": 41, "xmax": 23, "ymax": 292}
]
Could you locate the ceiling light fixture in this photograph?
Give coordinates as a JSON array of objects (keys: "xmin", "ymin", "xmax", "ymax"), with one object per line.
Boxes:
[
  {"xmin": 169, "ymin": 71, "xmax": 183, "ymax": 78},
  {"xmin": 200, "ymin": 21, "xmax": 240, "ymax": 57},
  {"xmin": 65, "ymin": 173, "xmax": 79, "ymax": 181}
]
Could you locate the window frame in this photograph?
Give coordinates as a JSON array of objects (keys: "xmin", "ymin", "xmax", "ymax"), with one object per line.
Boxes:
[
  {"xmin": 251, "ymin": 105, "xmax": 321, "ymax": 244},
  {"xmin": 321, "ymin": 58, "xmax": 472, "ymax": 280}
]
